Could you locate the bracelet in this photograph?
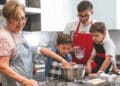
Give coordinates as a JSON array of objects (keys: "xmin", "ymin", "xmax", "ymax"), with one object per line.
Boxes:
[{"xmin": 98, "ymin": 71, "xmax": 104, "ymax": 77}]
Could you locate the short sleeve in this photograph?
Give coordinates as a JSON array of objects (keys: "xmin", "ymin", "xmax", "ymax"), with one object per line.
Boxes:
[
  {"xmin": 37, "ymin": 47, "xmax": 42, "ymax": 55},
  {"xmin": 91, "ymin": 48, "xmax": 96, "ymax": 56},
  {"xmin": 66, "ymin": 53, "xmax": 72, "ymax": 62},
  {"xmin": 63, "ymin": 23, "xmax": 71, "ymax": 35},
  {"xmin": 0, "ymin": 37, "xmax": 11, "ymax": 56},
  {"xmin": 103, "ymin": 39, "xmax": 116, "ymax": 62}
]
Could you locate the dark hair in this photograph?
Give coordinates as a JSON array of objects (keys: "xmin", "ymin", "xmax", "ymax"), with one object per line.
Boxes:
[
  {"xmin": 90, "ymin": 22, "xmax": 106, "ymax": 33},
  {"xmin": 77, "ymin": 0, "xmax": 93, "ymax": 12},
  {"xmin": 57, "ymin": 34, "xmax": 72, "ymax": 45}
]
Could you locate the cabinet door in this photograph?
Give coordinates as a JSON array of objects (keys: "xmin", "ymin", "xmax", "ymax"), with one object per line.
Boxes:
[
  {"xmin": 0, "ymin": 0, "xmax": 5, "ymax": 4},
  {"xmin": 92, "ymin": 0, "xmax": 116, "ymax": 29},
  {"xmin": 41, "ymin": 0, "xmax": 74, "ymax": 31}
]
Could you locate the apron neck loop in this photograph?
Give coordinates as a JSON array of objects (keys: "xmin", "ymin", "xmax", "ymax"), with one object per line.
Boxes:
[
  {"xmin": 75, "ymin": 20, "xmax": 93, "ymax": 33},
  {"xmin": 75, "ymin": 21, "xmax": 80, "ymax": 33}
]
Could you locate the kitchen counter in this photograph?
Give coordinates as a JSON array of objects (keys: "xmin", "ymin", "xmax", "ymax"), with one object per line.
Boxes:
[
  {"xmin": 38, "ymin": 79, "xmax": 89, "ymax": 86},
  {"xmin": 38, "ymin": 78, "xmax": 117, "ymax": 86}
]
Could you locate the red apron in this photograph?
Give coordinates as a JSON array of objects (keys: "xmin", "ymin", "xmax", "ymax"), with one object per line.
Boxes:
[{"xmin": 72, "ymin": 21, "xmax": 93, "ymax": 64}]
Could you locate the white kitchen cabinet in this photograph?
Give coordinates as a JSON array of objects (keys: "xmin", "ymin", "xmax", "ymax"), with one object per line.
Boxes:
[
  {"xmin": 70, "ymin": 0, "xmax": 117, "ymax": 30},
  {"xmin": 41, "ymin": 0, "xmax": 75, "ymax": 31},
  {"xmin": 0, "ymin": 0, "xmax": 41, "ymax": 31},
  {"xmin": 92, "ymin": 0, "xmax": 116, "ymax": 29},
  {"xmin": 116, "ymin": 0, "xmax": 120, "ymax": 29}
]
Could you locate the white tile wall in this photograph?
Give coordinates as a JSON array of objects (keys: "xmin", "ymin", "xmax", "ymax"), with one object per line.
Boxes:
[{"xmin": 109, "ymin": 30, "xmax": 120, "ymax": 55}]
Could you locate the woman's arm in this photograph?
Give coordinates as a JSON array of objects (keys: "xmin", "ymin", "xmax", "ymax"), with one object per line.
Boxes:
[
  {"xmin": 0, "ymin": 56, "xmax": 38, "ymax": 86},
  {"xmin": 39, "ymin": 47, "xmax": 71, "ymax": 68}
]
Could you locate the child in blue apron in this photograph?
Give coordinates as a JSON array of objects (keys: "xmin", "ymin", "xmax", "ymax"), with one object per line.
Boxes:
[
  {"xmin": 86, "ymin": 22, "xmax": 116, "ymax": 78},
  {"xmin": 45, "ymin": 34, "xmax": 72, "ymax": 80}
]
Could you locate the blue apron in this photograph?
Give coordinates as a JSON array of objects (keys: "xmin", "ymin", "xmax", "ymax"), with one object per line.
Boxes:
[{"xmin": 2, "ymin": 34, "xmax": 33, "ymax": 86}]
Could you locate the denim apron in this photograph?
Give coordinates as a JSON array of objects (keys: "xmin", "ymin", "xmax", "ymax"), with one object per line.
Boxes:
[
  {"xmin": 2, "ymin": 33, "xmax": 33, "ymax": 86},
  {"xmin": 72, "ymin": 21, "xmax": 93, "ymax": 64}
]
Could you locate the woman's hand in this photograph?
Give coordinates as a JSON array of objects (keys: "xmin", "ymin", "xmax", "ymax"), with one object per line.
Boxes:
[{"xmin": 22, "ymin": 79, "xmax": 39, "ymax": 86}]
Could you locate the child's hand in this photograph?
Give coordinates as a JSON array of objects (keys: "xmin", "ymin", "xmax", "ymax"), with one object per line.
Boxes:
[
  {"xmin": 85, "ymin": 65, "xmax": 91, "ymax": 74},
  {"xmin": 88, "ymin": 73, "xmax": 99, "ymax": 78},
  {"xmin": 69, "ymin": 62, "xmax": 76, "ymax": 66},
  {"xmin": 61, "ymin": 59, "xmax": 71, "ymax": 69}
]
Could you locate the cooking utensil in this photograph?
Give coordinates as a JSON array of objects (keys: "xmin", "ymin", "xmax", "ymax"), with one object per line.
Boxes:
[{"xmin": 61, "ymin": 64, "xmax": 85, "ymax": 81}]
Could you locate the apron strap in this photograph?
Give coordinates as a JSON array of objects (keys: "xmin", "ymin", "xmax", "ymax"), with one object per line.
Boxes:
[
  {"xmin": 75, "ymin": 21, "xmax": 80, "ymax": 33},
  {"xmin": 75, "ymin": 20, "xmax": 93, "ymax": 33}
]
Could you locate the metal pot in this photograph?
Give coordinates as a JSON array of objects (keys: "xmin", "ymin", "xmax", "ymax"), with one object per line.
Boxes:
[{"xmin": 61, "ymin": 64, "xmax": 85, "ymax": 81}]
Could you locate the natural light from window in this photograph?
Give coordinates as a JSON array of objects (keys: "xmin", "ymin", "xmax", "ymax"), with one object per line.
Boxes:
[{"xmin": 117, "ymin": 0, "xmax": 120, "ymax": 29}]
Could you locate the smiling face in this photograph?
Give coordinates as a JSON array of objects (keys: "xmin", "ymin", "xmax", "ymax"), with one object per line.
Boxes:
[
  {"xmin": 56, "ymin": 44, "xmax": 72, "ymax": 57},
  {"xmin": 89, "ymin": 22, "xmax": 107, "ymax": 44},
  {"xmin": 56, "ymin": 34, "xmax": 72, "ymax": 57},
  {"xmin": 78, "ymin": 9, "xmax": 93, "ymax": 24},
  {"xmin": 2, "ymin": 0, "xmax": 26, "ymax": 33},
  {"xmin": 7, "ymin": 7, "xmax": 26, "ymax": 32},
  {"xmin": 77, "ymin": 1, "xmax": 93, "ymax": 25},
  {"xmin": 91, "ymin": 32, "xmax": 106, "ymax": 44}
]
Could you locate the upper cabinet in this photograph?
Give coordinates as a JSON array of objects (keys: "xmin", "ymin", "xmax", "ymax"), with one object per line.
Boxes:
[
  {"xmin": 92, "ymin": 0, "xmax": 117, "ymax": 30},
  {"xmin": 41, "ymin": 0, "xmax": 75, "ymax": 31},
  {"xmin": 40, "ymin": 0, "xmax": 118, "ymax": 31},
  {"xmin": 24, "ymin": 0, "xmax": 41, "ymax": 31},
  {"xmin": 25, "ymin": 0, "xmax": 41, "ymax": 14},
  {"xmin": 0, "ymin": 0, "xmax": 41, "ymax": 31},
  {"xmin": 1, "ymin": 0, "xmax": 119, "ymax": 31},
  {"xmin": 116, "ymin": 0, "xmax": 120, "ymax": 29}
]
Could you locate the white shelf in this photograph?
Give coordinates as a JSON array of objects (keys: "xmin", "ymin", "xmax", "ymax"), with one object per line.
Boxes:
[
  {"xmin": 26, "ymin": 7, "xmax": 41, "ymax": 14},
  {"xmin": 0, "ymin": 5, "xmax": 3, "ymax": 13},
  {"xmin": 36, "ymin": 69, "xmax": 45, "ymax": 73},
  {"xmin": 35, "ymin": 64, "xmax": 45, "ymax": 68}
]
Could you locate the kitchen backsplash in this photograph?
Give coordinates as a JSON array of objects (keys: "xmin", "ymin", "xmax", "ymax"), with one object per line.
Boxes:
[
  {"xmin": 23, "ymin": 31, "xmax": 57, "ymax": 47},
  {"xmin": 0, "ymin": 15, "xmax": 120, "ymax": 55},
  {"xmin": 23, "ymin": 30, "xmax": 120, "ymax": 55},
  {"xmin": 109, "ymin": 30, "xmax": 120, "ymax": 55}
]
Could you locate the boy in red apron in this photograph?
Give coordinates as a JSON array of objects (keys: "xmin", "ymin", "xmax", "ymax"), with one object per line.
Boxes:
[{"xmin": 86, "ymin": 22, "xmax": 115, "ymax": 78}]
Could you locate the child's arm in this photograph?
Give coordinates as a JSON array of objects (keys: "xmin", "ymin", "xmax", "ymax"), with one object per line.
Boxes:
[
  {"xmin": 88, "ymin": 55, "xmax": 111, "ymax": 79},
  {"xmin": 86, "ymin": 55, "xmax": 95, "ymax": 73},
  {"xmin": 112, "ymin": 62, "xmax": 120, "ymax": 74},
  {"xmin": 86, "ymin": 49, "xmax": 96, "ymax": 73},
  {"xmin": 98, "ymin": 55, "xmax": 112, "ymax": 72},
  {"xmin": 99, "ymin": 38, "xmax": 116, "ymax": 72},
  {"xmin": 39, "ymin": 47, "xmax": 71, "ymax": 69}
]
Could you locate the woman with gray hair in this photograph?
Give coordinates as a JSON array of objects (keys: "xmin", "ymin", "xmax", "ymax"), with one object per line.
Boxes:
[{"xmin": 0, "ymin": 0, "xmax": 70, "ymax": 86}]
